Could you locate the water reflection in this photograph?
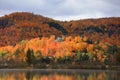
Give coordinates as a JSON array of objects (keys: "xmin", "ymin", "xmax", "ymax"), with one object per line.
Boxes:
[{"xmin": 0, "ymin": 69, "xmax": 119, "ymax": 80}]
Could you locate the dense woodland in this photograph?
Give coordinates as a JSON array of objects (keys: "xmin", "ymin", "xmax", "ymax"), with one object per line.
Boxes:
[
  {"xmin": 0, "ymin": 12, "xmax": 120, "ymax": 46},
  {"xmin": 0, "ymin": 12, "xmax": 120, "ymax": 68}
]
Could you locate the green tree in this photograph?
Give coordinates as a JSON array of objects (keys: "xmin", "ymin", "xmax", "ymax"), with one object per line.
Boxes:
[
  {"xmin": 26, "ymin": 48, "xmax": 35, "ymax": 66},
  {"xmin": 77, "ymin": 51, "xmax": 82, "ymax": 61},
  {"xmin": 14, "ymin": 48, "xmax": 20, "ymax": 57}
]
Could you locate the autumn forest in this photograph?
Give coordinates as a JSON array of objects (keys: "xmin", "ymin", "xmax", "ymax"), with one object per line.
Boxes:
[{"xmin": 0, "ymin": 12, "xmax": 120, "ymax": 69}]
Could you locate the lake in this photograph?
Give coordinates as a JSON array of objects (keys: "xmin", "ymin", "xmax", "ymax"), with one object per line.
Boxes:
[{"xmin": 0, "ymin": 69, "xmax": 120, "ymax": 80}]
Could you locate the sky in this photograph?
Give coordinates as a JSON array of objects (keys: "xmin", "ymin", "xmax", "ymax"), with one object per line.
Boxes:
[{"xmin": 0, "ymin": 0, "xmax": 120, "ymax": 21}]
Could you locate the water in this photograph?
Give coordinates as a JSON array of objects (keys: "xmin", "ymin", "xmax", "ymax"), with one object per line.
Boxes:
[{"xmin": 0, "ymin": 69, "xmax": 120, "ymax": 80}]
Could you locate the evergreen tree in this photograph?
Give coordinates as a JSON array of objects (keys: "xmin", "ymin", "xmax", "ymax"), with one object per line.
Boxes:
[{"xmin": 26, "ymin": 48, "xmax": 35, "ymax": 66}]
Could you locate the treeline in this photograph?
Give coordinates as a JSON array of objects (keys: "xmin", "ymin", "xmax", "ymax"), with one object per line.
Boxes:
[{"xmin": 0, "ymin": 36, "xmax": 120, "ymax": 68}]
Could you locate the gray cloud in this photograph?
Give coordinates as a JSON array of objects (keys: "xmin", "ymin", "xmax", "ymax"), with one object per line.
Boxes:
[{"xmin": 0, "ymin": 0, "xmax": 120, "ymax": 20}]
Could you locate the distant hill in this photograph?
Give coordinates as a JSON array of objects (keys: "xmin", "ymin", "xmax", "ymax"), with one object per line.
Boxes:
[{"xmin": 0, "ymin": 12, "xmax": 120, "ymax": 46}]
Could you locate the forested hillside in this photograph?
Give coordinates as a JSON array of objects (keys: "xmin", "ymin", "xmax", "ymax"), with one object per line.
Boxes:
[
  {"xmin": 0, "ymin": 12, "xmax": 120, "ymax": 68},
  {"xmin": 0, "ymin": 12, "xmax": 120, "ymax": 47}
]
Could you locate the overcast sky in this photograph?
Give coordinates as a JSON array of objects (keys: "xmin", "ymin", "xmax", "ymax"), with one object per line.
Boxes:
[{"xmin": 0, "ymin": 0, "xmax": 120, "ymax": 21}]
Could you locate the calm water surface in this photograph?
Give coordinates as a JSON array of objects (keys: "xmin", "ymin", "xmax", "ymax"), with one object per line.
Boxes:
[{"xmin": 0, "ymin": 69, "xmax": 120, "ymax": 80}]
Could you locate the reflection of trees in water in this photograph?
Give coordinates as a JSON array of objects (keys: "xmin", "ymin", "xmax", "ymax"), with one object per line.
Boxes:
[
  {"xmin": 0, "ymin": 70, "xmax": 120, "ymax": 80},
  {"xmin": 24, "ymin": 71, "xmax": 120, "ymax": 80},
  {"xmin": 26, "ymin": 71, "xmax": 33, "ymax": 80}
]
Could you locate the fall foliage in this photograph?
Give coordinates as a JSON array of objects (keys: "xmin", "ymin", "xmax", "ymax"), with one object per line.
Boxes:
[
  {"xmin": 0, "ymin": 35, "xmax": 119, "ymax": 64},
  {"xmin": 0, "ymin": 12, "xmax": 120, "ymax": 66},
  {"xmin": 0, "ymin": 12, "xmax": 120, "ymax": 47}
]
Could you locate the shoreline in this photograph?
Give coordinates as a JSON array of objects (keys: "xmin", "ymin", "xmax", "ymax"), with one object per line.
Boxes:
[
  {"xmin": 0, "ymin": 68, "xmax": 120, "ymax": 72},
  {"xmin": 0, "ymin": 65, "xmax": 120, "ymax": 70}
]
